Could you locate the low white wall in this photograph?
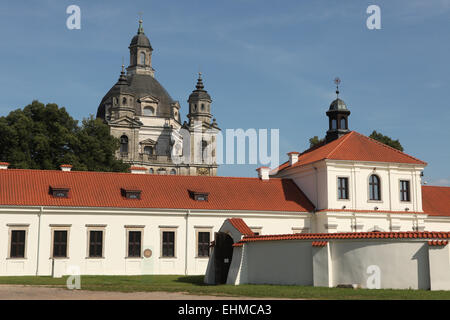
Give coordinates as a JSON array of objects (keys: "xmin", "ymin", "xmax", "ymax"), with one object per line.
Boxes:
[
  {"xmin": 237, "ymin": 239, "xmax": 450, "ymax": 290},
  {"xmin": 243, "ymin": 240, "xmax": 313, "ymax": 285},
  {"xmin": 331, "ymin": 241, "xmax": 430, "ymax": 290},
  {"xmin": 428, "ymin": 245, "xmax": 450, "ymax": 291},
  {"xmin": 312, "ymin": 245, "xmax": 330, "ymax": 287}
]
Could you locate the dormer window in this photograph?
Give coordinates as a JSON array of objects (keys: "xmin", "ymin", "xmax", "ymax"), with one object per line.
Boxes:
[
  {"xmin": 190, "ymin": 190, "xmax": 209, "ymax": 201},
  {"xmin": 50, "ymin": 186, "xmax": 70, "ymax": 198},
  {"xmin": 121, "ymin": 188, "xmax": 141, "ymax": 200}
]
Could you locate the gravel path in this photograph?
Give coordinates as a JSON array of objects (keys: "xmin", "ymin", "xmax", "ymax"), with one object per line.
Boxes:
[{"xmin": 0, "ymin": 285, "xmax": 278, "ymax": 300}]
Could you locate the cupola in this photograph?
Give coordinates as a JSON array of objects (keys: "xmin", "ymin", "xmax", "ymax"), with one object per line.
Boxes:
[{"xmin": 325, "ymin": 78, "xmax": 351, "ymax": 143}]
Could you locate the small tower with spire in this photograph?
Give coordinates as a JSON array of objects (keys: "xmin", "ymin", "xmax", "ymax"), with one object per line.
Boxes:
[
  {"xmin": 127, "ymin": 19, "xmax": 154, "ymax": 76},
  {"xmin": 325, "ymin": 77, "xmax": 351, "ymax": 143},
  {"xmin": 187, "ymin": 72, "xmax": 213, "ymax": 125}
]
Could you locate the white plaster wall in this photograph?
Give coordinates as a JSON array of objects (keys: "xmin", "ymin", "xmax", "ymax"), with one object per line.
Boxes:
[
  {"xmin": 428, "ymin": 245, "xmax": 450, "ymax": 290},
  {"xmin": 243, "ymin": 241, "xmax": 313, "ymax": 285},
  {"xmin": 326, "ymin": 161, "xmax": 424, "ymax": 213},
  {"xmin": 425, "ymin": 217, "xmax": 450, "ymax": 232},
  {"xmin": 0, "ymin": 207, "xmax": 309, "ymax": 276},
  {"xmin": 312, "ymin": 245, "xmax": 331, "ymax": 287},
  {"xmin": 331, "ymin": 240, "xmax": 430, "ymax": 289}
]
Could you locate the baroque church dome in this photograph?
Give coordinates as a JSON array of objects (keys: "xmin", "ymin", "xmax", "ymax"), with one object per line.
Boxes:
[{"xmin": 96, "ymin": 20, "xmax": 175, "ymax": 120}]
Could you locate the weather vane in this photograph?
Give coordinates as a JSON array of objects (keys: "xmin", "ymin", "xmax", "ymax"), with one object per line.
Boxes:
[
  {"xmin": 138, "ymin": 11, "xmax": 143, "ymax": 21},
  {"xmin": 334, "ymin": 77, "xmax": 341, "ymax": 98}
]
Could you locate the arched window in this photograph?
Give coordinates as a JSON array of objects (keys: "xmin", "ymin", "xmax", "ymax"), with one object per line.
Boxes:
[
  {"xmin": 369, "ymin": 174, "xmax": 381, "ymax": 201},
  {"xmin": 120, "ymin": 135, "xmax": 128, "ymax": 153},
  {"xmin": 149, "ymin": 168, "xmax": 154, "ymax": 174},
  {"xmin": 170, "ymin": 169, "xmax": 176, "ymax": 175},
  {"xmin": 144, "ymin": 146, "xmax": 153, "ymax": 155},
  {"xmin": 340, "ymin": 118, "xmax": 347, "ymax": 129},
  {"xmin": 122, "ymin": 97, "xmax": 127, "ymax": 105},
  {"xmin": 201, "ymin": 104, "xmax": 205, "ymax": 111},
  {"xmin": 143, "ymin": 106, "xmax": 154, "ymax": 116},
  {"xmin": 332, "ymin": 119, "xmax": 337, "ymax": 130},
  {"xmin": 201, "ymin": 140, "xmax": 208, "ymax": 162},
  {"xmin": 140, "ymin": 52, "xmax": 146, "ymax": 65}
]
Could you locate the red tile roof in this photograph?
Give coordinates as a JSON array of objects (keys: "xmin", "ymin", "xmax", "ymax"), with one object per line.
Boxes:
[
  {"xmin": 422, "ymin": 186, "xmax": 450, "ymax": 217},
  {"xmin": 235, "ymin": 231, "xmax": 450, "ymax": 246},
  {"xmin": 272, "ymin": 131, "xmax": 426, "ymax": 174},
  {"xmin": 0, "ymin": 169, "xmax": 314, "ymax": 212},
  {"xmin": 428, "ymin": 240, "xmax": 448, "ymax": 246},
  {"xmin": 311, "ymin": 241, "xmax": 328, "ymax": 247},
  {"xmin": 228, "ymin": 218, "xmax": 255, "ymax": 236}
]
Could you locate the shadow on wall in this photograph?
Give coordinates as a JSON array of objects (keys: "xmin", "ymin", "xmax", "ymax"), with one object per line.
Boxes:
[
  {"xmin": 412, "ymin": 244, "xmax": 431, "ymax": 290},
  {"xmin": 155, "ymin": 125, "xmax": 174, "ymax": 157}
]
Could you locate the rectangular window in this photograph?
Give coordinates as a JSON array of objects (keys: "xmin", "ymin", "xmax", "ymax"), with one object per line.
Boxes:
[
  {"xmin": 10, "ymin": 230, "xmax": 26, "ymax": 258},
  {"xmin": 338, "ymin": 177, "xmax": 349, "ymax": 200},
  {"xmin": 162, "ymin": 231, "xmax": 175, "ymax": 257},
  {"xmin": 197, "ymin": 232, "xmax": 210, "ymax": 257},
  {"xmin": 400, "ymin": 180, "xmax": 411, "ymax": 202},
  {"xmin": 53, "ymin": 230, "xmax": 68, "ymax": 258},
  {"xmin": 128, "ymin": 231, "xmax": 142, "ymax": 257},
  {"xmin": 89, "ymin": 230, "xmax": 103, "ymax": 258}
]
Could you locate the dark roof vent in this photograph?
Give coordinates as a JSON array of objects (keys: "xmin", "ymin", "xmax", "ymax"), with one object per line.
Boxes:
[
  {"xmin": 121, "ymin": 188, "xmax": 141, "ymax": 199},
  {"xmin": 49, "ymin": 185, "xmax": 70, "ymax": 198},
  {"xmin": 189, "ymin": 190, "xmax": 209, "ymax": 201}
]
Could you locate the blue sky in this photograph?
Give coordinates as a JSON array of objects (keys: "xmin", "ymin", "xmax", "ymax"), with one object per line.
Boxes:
[{"xmin": 0, "ymin": 0, "xmax": 449, "ymax": 185}]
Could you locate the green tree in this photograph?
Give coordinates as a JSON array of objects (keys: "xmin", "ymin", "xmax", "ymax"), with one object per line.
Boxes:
[
  {"xmin": 309, "ymin": 136, "xmax": 325, "ymax": 148},
  {"xmin": 0, "ymin": 101, "xmax": 129, "ymax": 172},
  {"xmin": 369, "ymin": 130, "xmax": 404, "ymax": 151},
  {"xmin": 74, "ymin": 115, "xmax": 129, "ymax": 172}
]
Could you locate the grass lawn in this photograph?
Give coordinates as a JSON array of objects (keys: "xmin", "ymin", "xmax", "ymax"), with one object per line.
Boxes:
[{"xmin": 0, "ymin": 275, "xmax": 449, "ymax": 299}]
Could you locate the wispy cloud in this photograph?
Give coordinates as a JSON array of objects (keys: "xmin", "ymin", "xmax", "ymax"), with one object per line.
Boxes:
[{"xmin": 429, "ymin": 177, "xmax": 450, "ymax": 186}]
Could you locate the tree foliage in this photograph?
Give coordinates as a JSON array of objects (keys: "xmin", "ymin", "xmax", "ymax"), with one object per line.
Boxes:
[
  {"xmin": 0, "ymin": 101, "xmax": 129, "ymax": 172},
  {"xmin": 369, "ymin": 130, "xmax": 404, "ymax": 151},
  {"xmin": 309, "ymin": 136, "xmax": 325, "ymax": 148}
]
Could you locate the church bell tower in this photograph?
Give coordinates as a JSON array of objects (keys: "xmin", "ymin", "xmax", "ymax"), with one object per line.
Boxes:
[{"xmin": 127, "ymin": 19, "xmax": 154, "ymax": 77}]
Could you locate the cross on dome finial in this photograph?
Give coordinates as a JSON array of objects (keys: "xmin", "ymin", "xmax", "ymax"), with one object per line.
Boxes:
[
  {"xmin": 196, "ymin": 72, "xmax": 204, "ymax": 90},
  {"xmin": 137, "ymin": 13, "xmax": 144, "ymax": 34},
  {"xmin": 334, "ymin": 77, "xmax": 341, "ymax": 98}
]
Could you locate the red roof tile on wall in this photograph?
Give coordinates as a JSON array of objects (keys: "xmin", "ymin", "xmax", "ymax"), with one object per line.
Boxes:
[
  {"xmin": 272, "ymin": 131, "xmax": 426, "ymax": 174},
  {"xmin": 0, "ymin": 169, "xmax": 314, "ymax": 212},
  {"xmin": 228, "ymin": 218, "xmax": 255, "ymax": 236},
  {"xmin": 235, "ymin": 231, "xmax": 450, "ymax": 246},
  {"xmin": 422, "ymin": 186, "xmax": 450, "ymax": 217},
  {"xmin": 428, "ymin": 240, "xmax": 448, "ymax": 246}
]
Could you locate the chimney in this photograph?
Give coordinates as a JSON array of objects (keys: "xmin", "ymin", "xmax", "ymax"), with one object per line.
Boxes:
[
  {"xmin": 60, "ymin": 164, "xmax": 72, "ymax": 172},
  {"xmin": 130, "ymin": 166, "xmax": 147, "ymax": 174},
  {"xmin": 0, "ymin": 162, "xmax": 10, "ymax": 170},
  {"xmin": 256, "ymin": 167, "xmax": 270, "ymax": 180},
  {"xmin": 287, "ymin": 152, "xmax": 300, "ymax": 166}
]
